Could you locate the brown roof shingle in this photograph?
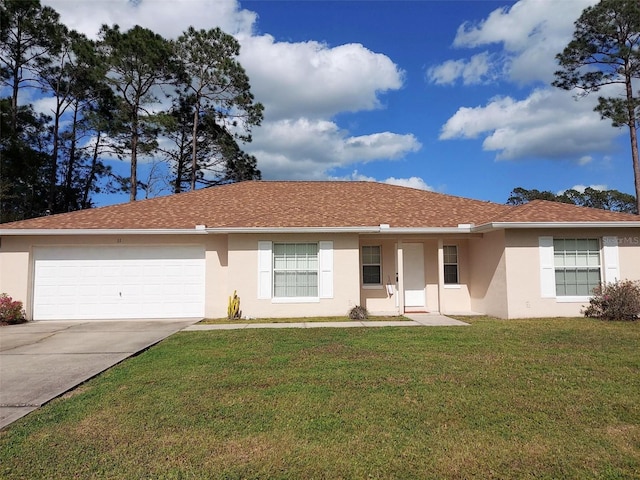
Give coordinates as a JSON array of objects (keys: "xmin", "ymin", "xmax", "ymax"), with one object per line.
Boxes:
[
  {"xmin": 494, "ymin": 199, "xmax": 640, "ymax": 223},
  {"xmin": 1, "ymin": 181, "xmax": 637, "ymax": 230}
]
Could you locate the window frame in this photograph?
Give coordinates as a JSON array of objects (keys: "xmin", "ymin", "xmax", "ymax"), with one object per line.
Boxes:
[
  {"xmin": 553, "ymin": 238, "xmax": 601, "ymax": 298},
  {"xmin": 443, "ymin": 245, "xmax": 459, "ymax": 285},
  {"xmin": 361, "ymin": 245, "xmax": 382, "ymax": 288},
  {"xmin": 272, "ymin": 242, "xmax": 319, "ymax": 300}
]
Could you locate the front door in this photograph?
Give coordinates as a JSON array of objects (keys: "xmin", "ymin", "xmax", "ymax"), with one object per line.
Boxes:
[{"xmin": 403, "ymin": 243, "xmax": 425, "ymax": 309}]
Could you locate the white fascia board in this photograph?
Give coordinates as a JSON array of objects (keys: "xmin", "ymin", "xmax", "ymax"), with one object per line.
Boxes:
[
  {"xmin": 377, "ymin": 226, "xmax": 473, "ymax": 234},
  {"xmin": 0, "ymin": 228, "xmax": 209, "ymax": 236},
  {"xmin": 205, "ymin": 226, "xmax": 474, "ymax": 234},
  {"xmin": 473, "ymin": 221, "xmax": 640, "ymax": 232},
  {"xmin": 205, "ymin": 226, "xmax": 380, "ymax": 234}
]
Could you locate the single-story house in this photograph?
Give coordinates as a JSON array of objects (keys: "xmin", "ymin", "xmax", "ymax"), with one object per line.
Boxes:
[{"xmin": 0, "ymin": 181, "xmax": 638, "ymax": 321}]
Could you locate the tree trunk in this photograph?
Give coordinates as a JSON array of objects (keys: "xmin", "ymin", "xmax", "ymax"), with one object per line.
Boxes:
[
  {"xmin": 174, "ymin": 128, "xmax": 188, "ymax": 194},
  {"xmin": 47, "ymin": 100, "xmax": 62, "ymax": 212},
  {"xmin": 625, "ymin": 73, "xmax": 640, "ymax": 214},
  {"xmin": 130, "ymin": 118, "xmax": 138, "ymax": 202},
  {"xmin": 630, "ymin": 125, "xmax": 640, "ymax": 214},
  {"xmin": 190, "ymin": 101, "xmax": 200, "ymax": 191},
  {"xmin": 82, "ymin": 131, "xmax": 101, "ymax": 209},
  {"xmin": 64, "ymin": 102, "xmax": 79, "ymax": 211}
]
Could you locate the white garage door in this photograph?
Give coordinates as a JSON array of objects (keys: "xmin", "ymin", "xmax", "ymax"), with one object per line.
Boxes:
[{"xmin": 33, "ymin": 245, "xmax": 206, "ymax": 320}]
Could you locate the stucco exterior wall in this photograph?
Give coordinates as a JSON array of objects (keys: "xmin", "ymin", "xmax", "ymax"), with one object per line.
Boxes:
[
  {"xmin": 359, "ymin": 239, "xmax": 398, "ymax": 315},
  {"xmin": 227, "ymin": 233, "xmax": 361, "ymax": 318},
  {"xmin": 4, "ymin": 226, "xmax": 637, "ymax": 321},
  {"xmin": 468, "ymin": 230, "xmax": 508, "ymax": 318},
  {"xmin": 504, "ymin": 228, "xmax": 640, "ymax": 318},
  {"xmin": 439, "ymin": 239, "xmax": 471, "ymax": 314},
  {"xmin": 0, "ymin": 237, "xmax": 31, "ymax": 310},
  {"xmin": 423, "ymin": 240, "xmax": 440, "ymax": 312},
  {"xmin": 617, "ymin": 233, "xmax": 640, "ymax": 279}
]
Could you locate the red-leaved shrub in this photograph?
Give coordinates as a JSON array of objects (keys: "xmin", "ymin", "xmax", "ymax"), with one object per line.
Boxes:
[
  {"xmin": 0, "ymin": 293, "xmax": 27, "ymax": 324},
  {"xmin": 583, "ymin": 280, "xmax": 640, "ymax": 321}
]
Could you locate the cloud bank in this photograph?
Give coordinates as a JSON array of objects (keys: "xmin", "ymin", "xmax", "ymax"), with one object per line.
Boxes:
[{"xmin": 428, "ymin": 0, "xmax": 623, "ymax": 164}]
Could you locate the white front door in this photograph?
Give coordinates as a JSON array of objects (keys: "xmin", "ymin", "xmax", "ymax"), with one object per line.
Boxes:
[
  {"xmin": 33, "ymin": 245, "xmax": 206, "ymax": 320},
  {"xmin": 403, "ymin": 243, "xmax": 425, "ymax": 309}
]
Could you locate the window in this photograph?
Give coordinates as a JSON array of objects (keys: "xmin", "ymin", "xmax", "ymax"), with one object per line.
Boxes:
[
  {"xmin": 273, "ymin": 243, "xmax": 318, "ymax": 297},
  {"xmin": 443, "ymin": 245, "xmax": 459, "ymax": 284},
  {"xmin": 554, "ymin": 239, "xmax": 600, "ymax": 296},
  {"xmin": 362, "ymin": 246, "xmax": 381, "ymax": 285}
]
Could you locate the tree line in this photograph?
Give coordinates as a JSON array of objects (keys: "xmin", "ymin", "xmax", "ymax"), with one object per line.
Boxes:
[
  {"xmin": 507, "ymin": 187, "xmax": 637, "ymax": 214},
  {"xmin": 0, "ymin": 0, "xmax": 263, "ymax": 223}
]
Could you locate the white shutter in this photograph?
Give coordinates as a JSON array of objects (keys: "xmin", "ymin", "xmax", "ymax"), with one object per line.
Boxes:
[
  {"xmin": 602, "ymin": 236, "xmax": 620, "ymax": 283},
  {"xmin": 318, "ymin": 241, "xmax": 334, "ymax": 298},
  {"xmin": 257, "ymin": 241, "xmax": 272, "ymax": 299},
  {"xmin": 539, "ymin": 236, "xmax": 555, "ymax": 298}
]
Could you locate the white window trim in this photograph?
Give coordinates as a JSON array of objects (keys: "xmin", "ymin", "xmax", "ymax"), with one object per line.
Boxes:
[
  {"xmin": 257, "ymin": 241, "xmax": 273, "ymax": 299},
  {"xmin": 602, "ymin": 236, "xmax": 620, "ymax": 282},
  {"xmin": 539, "ymin": 236, "xmax": 618, "ymax": 301},
  {"xmin": 272, "ymin": 297, "xmax": 320, "ymax": 304},
  {"xmin": 556, "ymin": 296, "xmax": 591, "ymax": 303},
  {"xmin": 257, "ymin": 240, "xmax": 333, "ymax": 301}
]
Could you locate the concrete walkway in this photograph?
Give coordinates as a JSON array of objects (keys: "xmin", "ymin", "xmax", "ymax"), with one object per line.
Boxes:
[
  {"xmin": 184, "ymin": 313, "xmax": 469, "ymax": 331},
  {"xmin": 0, "ymin": 318, "xmax": 199, "ymax": 430}
]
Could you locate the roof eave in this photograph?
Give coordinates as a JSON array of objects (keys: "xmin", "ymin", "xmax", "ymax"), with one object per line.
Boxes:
[
  {"xmin": 474, "ymin": 221, "xmax": 640, "ymax": 232},
  {"xmin": 205, "ymin": 226, "xmax": 381, "ymax": 234},
  {"xmin": 0, "ymin": 228, "xmax": 210, "ymax": 236},
  {"xmin": 376, "ymin": 226, "xmax": 473, "ymax": 234}
]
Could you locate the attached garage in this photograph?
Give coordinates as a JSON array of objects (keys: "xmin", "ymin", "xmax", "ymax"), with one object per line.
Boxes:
[{"xmin": 32, "ymin": 245, "xmax": 205, "ymax": 320}]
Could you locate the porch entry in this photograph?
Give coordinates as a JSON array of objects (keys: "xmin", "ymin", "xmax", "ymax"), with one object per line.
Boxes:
[{"xmin": 402, "ymin": 243, "xmax": 426, "ymax": 311}]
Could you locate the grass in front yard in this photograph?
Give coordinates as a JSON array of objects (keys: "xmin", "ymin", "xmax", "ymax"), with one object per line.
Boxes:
[
  {"xmin": 200, "ymin": 315, "xmax": 411, "ymax": 324},
  {"xmin": 1, "ymin": 318, "xmax": 639, "ymax": 479}
]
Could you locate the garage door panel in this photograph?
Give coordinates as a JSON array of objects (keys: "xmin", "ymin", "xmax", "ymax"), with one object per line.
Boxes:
[{"xmin": 33, "ymin": 246, "xmax": 206, "ymax": 320}]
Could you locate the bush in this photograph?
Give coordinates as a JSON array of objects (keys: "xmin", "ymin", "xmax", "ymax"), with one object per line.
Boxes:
[
  {"xmin": 348, "ymin": 305, "xmax": 369, "ymax": 320},
  {"xmin": 583, "ymin": 280, "xmax": 640, "ymax": 321},
  {"xmin": 0, "ymin": 293, "xmax": 27, "ymax": 324}
]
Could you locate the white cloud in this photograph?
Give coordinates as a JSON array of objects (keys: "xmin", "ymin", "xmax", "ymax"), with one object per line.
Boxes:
[
  {"xmin": 428, "ymin": 59, "xmax": 465, "ymax": 86},
  {"xmin": 428, "ymin": 0, "xmax": 597, "ymax": 87},
  {"xmin": 428, "ymin": 52, "xmax": 498, "ymax": 86},
  {"xmin": 42, "ymin": 0, "xmax": 256, "ymax": 39},
  {"xmin": 452, "ymin": 0, "xmax": 597, "ymax": 85},
  {"xmin": 440, "ymin": 88, "xmax": 619, "ymax": 161},
  {"xmin": 248, "ymin": 119, "xmax": 421, "ymax": 179},
  {"xmin": 238, "ymin": 34, "xmax": 404, "ymax": 120},
  {"xmin": 334, "ymin": 171, "xmax": 435, "ymax": 191},
  {"xmin": 383, "ymin": 176, "xmax": 434, "ymax": 191}
]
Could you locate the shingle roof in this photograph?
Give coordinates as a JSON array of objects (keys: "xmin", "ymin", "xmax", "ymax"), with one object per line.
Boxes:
[
  {"xmin": 1, "ymin": 181, "xmax": 638, "ymax": 230},
  {"xmin": 493, "ymin": 199, "xmax": 640, "ymax": 223}
]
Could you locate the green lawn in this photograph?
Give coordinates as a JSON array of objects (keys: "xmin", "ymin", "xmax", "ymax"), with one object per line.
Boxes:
[{"xmin": 1, "ymin": 317, "xmax": 639, "ymax": 479}]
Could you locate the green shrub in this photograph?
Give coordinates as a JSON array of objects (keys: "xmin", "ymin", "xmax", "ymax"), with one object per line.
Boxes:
[
  {"xmin": 583, "ymin": 280, "xmax": 640, "ymax": 321},
  {"xmin": 348, "ymin": 305, "xmax": 369, "ymax": 320},
  {"xmin": 0, "ymin": 293, "xmax": 27, "ymax": 324}
]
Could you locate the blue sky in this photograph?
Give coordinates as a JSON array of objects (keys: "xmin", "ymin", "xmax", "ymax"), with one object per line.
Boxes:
[{"xmin": 40, "ymin": 0, "xmax": 631, "ymax": 206}]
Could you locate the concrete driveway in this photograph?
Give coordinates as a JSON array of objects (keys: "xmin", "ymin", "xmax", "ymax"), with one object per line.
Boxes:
[{"xmin": 0, "ymin": 319, "xmax": 199, "ymax": 430}]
